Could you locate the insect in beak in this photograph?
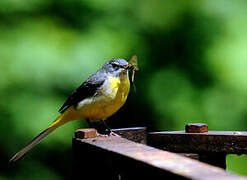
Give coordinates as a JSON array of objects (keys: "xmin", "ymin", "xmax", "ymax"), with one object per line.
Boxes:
[
  {"xmin": 128, "ymin": 55, "xmax": 139, "ymax": 92},
  {"xmin": 123, "ymin": 65, "xmax": 130, "ymax": 70}
]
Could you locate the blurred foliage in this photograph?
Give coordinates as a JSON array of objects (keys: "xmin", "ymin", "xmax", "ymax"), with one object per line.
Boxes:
[{"xmin": 1, "ymin": 0, "xmax": 247, "ymax": 179}]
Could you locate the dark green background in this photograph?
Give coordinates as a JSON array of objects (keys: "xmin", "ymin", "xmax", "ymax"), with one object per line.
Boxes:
[{"xmin": 1, "ymin": 0, "xmax": 247, "ymax": 179}]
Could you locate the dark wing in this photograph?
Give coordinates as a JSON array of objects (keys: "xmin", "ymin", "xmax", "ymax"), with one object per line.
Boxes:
[{"xmin": 58, "ymin": 69, "xmax": 106, "ymax": 113}]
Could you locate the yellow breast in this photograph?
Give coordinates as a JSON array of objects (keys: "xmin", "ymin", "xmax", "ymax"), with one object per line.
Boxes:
[{"xmin": 78, "ymin": 73, "xmax": 130, "ymax": 121}]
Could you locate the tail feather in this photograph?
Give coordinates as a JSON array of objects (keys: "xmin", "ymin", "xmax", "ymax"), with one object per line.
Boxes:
[
  {"xmin": 9, "ymin": 127, "xmax": 55, "ymax": 163},
  {"xmin": 9, "ymin": 107, "xmax": 78, "ymax": 163}
]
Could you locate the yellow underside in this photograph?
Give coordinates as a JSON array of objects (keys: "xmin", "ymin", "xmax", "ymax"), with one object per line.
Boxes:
[
  {"xmin": 79, "ymin": 75, "xmax": 130, "ymax": 121},
  {"xmin": 48, "ymin": 74, "xmax": 130, "ymax": 129}
]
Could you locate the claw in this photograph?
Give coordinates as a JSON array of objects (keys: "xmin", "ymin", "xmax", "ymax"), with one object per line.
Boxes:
[
  {"xmin": 96, "ymin": 132, "xmax": 120, "ymax": 137},
  {"xmin": 109, "ymin": 132, "xmax": 120, "ymax": 137},
  {"xmin": 96, "ymin": 133, "xmax": 108, "ymax": 138}
]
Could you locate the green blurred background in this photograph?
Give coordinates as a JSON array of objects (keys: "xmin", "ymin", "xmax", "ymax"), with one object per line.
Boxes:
[{"xmin": 1, "ymin": 0, "xmax": 247, "ymax": 179}]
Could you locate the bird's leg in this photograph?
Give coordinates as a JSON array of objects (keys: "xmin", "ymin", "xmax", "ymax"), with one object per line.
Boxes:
[
  {"xmin": 86, "ymin": 119, "xmax": 106, "ymax": 136},
  {"xmin": 101, "ymin": 120, "xmax": 111, "ymax": 134},
  {"xmin": 101, "ymin": 120, "xmax": 120, "ymax": 137},
  {"xmin": 86, "ymin": 119, "xmax": 94, "ymax": 128},
  {"xmin": 86, "ymin": 119, "xmax": 119, "ymax": 137}
]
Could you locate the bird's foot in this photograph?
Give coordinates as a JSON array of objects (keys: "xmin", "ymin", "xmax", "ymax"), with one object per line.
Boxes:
[
  {"xmin": 109, "ymin": 132, "xmax": 120, "ymax": 137},
  {"xmin": 97, "ymin": 133, "xmax": 108, "ymax": 138},
  {"xmin": 96, "ymin": 131, "xmax": 120, "ymax": 137}
]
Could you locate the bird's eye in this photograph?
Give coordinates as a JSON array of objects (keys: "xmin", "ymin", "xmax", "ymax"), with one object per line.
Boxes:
[{"xmin": 112, "ymin": 63, "xmax": 120, "ymax": 68}]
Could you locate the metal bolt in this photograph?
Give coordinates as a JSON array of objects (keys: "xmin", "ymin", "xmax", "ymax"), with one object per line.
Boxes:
[
  {"xmin": 75, "ymin": 128, "xmax": 98, "ymax": 139},
  {"xmin": 185, "ymin": 123, "xmax": 208, "ymax": 133}
]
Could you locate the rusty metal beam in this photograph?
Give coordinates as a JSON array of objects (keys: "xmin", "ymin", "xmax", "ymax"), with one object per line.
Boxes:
[
  {"xmin": 73, "ymin": 128, "xmax": 246, "ymax": 180},
  {"xmin": 148, "ymin": 131, "xmax": 247, "ymax": 154}
]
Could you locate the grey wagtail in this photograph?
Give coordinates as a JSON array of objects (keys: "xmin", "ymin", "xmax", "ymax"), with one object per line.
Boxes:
[{"xmin": 10, "ymin": 57, "xmax": 137, "ymax": 162}]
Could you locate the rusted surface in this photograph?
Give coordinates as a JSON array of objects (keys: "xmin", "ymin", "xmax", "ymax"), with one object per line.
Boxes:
[
  {"xmin": 185, "ymin": 123, "xmax": 208, "ymax": 133},
  {"xmin": 148, "ymin": 131, "xmax": 247, "ymax": 154},
  {"xmin": 112, "ymin": 127, "xmax": 147, "ymax": 144},
  {"xmin": 75, "ymin": 128, "xmax": 97, "ymax": 139},
  {"xmin": 73, "ymin": 136, "xmax": 247, "ymax": 180}
]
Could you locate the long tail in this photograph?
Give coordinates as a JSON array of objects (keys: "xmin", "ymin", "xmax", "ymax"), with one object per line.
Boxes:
[{"xmin": 9, "ymin": 107, "xmax": 78, "ymax": 163}]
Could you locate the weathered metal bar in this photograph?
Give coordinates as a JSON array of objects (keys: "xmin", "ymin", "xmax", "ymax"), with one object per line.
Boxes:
[
  {"xmin": 73, "ymin": 128, "xmax": 246, "ymax": 180},
  {"xmin": 73, "ymin": 128, "xmax": 119, "ymax": 180},
  {"xmin": 148, "ymin": 131, "xmax": 247, "ymax": 154},
  {"xmin": 72, "ymin": 127, "xmax": 146, "ymax": 180}
]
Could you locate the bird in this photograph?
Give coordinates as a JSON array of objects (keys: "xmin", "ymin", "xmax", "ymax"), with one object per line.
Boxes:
[{"xmin": 9, "ymin": 58, "xmax": 133, "ymax": 162}]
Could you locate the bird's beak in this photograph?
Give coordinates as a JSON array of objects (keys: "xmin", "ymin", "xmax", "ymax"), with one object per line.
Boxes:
[{"xmin": 124, "ymin": 64, "xmax": 132, "ymax": 70}]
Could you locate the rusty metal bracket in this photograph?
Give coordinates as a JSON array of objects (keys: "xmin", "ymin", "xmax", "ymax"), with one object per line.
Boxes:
[{"xmin": 72, "ymin": 127, "xmax": 247, "ymax": 180}]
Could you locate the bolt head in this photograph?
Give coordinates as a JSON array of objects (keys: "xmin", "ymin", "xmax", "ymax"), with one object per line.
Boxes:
[
  {"xmin": 185, "ymin": 123, "xmax": 208, "ymax": 133},
  {"xmin": 75, "ymin": 128, "xmax": 98, "ymax": 139}
]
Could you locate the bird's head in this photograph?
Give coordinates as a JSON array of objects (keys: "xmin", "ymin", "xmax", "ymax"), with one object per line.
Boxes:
[{"xmin": 103, "ymin": 58, "xmax": 130, "ymax": 76}]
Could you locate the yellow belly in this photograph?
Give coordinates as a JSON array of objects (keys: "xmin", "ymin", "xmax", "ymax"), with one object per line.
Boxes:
[{"xmin": 78, "ymin": 75, "xmax": 130, "ymax": 121}]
